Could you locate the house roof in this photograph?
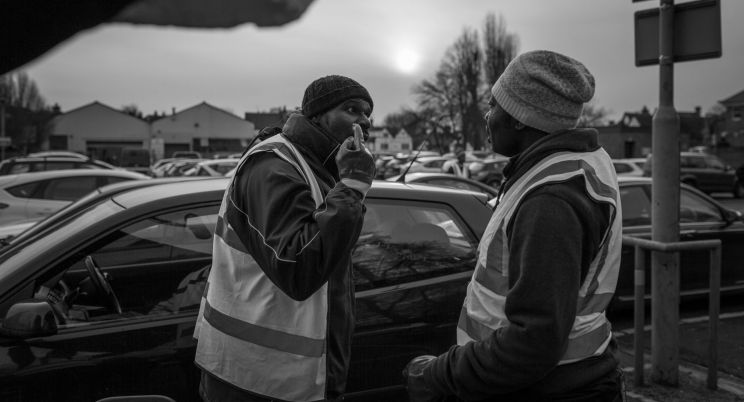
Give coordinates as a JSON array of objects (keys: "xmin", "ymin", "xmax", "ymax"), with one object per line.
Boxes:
[
  {"xmin": 57, "ymin": 101, "xmax": 147, "ymax": 122},
  {"xmin": 616, "ymin": 107, "xmax": 704, "ymax": 134},
  {"xmin": 244, "ymin": 109, "xmax": 290, "ymax": 130},
  {"xmin": 151, "ymin": 101, "xmax": 244, "ymax": 123},
  {"xmin": 720, "ymin": 89, "xmax": 744, "ymax": 106}
]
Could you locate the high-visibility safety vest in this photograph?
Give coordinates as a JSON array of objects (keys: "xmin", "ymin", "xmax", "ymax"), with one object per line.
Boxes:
[
  {"xmin": 457, "ymin": 149, "xmax": 622, "ymax": 365},
  {"xmin": 194, "ymin": 134, "xmax": 328, "ymax": 402}
]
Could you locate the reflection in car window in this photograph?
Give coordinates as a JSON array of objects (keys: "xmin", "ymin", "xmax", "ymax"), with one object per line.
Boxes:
[
  {"xmin": 680, "ymin": 189, "xmax": 721, "ymax": 223},
  {"xmin": 620, "ymin": 185, "xmax": 650, "ymax": 227},
  {"xmin": 353, "ymin": 201, "xmax": 476, "ymax": 292}
]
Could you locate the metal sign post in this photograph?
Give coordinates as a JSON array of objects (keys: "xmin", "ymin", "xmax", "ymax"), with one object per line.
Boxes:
[{"xmin": 634, "ymin": 0, "xmax": 721, "ymax": 387}]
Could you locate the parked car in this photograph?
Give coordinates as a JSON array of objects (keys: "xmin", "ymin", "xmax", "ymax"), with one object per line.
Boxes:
[
  {"xmin": 0, "ymin": 169, "xmax": 149, "ymax": 226},
  {"xmin": 467, "ymin": 156, "xmax": 509, "ymax": 187},
  {"xmin": 615, "ymin": 176, "xmax": 744, "ymax": 306},
  {"xmin": 172, "ymin": 151, "xmax": 202, "ymax": 159},
  {"xmin": 1, "ymin": 174, "xmax": 741, "ymax": 401},
  {"xmin": 643, "ymin": 152, "xmax": 740, "ymax": 197},
  {"xmin": 182, "ymin": 158, "xmax": 240, "ymax": 177},
  {"xmin": 0, "ymin": 178, "xmax": 491, "ymax": 401},
  {"xmin": 386, "ymin": 172, "xmax": 499, "ymax": 200},
  {"xmin": 403, "ymin": 156, "xmax": 452, "ymax": 174},
  {"xmin": 161, "ymin": 159, "xmax": 203, "ymax": 177},
  {"xmin": 612, "ymin": 158, "xmax": 646, "ymax": 177},
  {"xmin": 0, "ymin": 156, "xmax": 116, "ymax": 175}
]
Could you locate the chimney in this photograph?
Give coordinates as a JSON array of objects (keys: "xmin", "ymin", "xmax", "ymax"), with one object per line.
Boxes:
[{"xmin": 694, "ymin": 106, "xmax": 701, "ymax": 116}]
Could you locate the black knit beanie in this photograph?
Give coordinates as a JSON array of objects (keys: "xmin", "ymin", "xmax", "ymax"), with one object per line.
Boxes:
[{"xmin": 301, "ymin": 75, "xmax": 374, "ymax": 118}]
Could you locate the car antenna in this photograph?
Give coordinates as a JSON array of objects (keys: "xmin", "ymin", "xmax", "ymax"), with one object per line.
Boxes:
[{"xmin": 397, "ymin": 130, "xmax": 435, "ymax": 183}]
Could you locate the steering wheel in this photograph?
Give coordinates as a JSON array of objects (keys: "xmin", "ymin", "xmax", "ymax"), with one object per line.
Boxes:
[{"xmin": 84, "ymin": 255, "xmax": 122, "ymax": 315}]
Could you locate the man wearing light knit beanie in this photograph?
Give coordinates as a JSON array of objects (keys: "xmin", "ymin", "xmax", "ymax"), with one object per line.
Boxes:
[{"xmin": 404, "ymin": 51, "xmax": 624, "ymax": 401}]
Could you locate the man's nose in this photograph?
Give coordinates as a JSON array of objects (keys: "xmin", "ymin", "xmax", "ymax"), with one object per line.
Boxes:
[{"xmin": 357, "ymin": 115, "xmax": 371, "ymax": 129}]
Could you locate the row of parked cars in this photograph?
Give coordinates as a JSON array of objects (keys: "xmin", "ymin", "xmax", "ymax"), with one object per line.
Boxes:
[{"xmin": 0, "ymin": 171, "xmax": 743, "ymax": 400}]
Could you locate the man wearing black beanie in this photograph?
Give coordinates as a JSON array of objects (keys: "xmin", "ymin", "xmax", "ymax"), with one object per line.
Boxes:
[{"xmin": 195, "ymin": 75, "xmax": 376, "ymax": 402}]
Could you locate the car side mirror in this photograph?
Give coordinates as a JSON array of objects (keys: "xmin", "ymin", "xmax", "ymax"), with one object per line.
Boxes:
[
  {"xmin": 0, "ymin": 300, "xmax": 59, "ymax": 338},
  {"xmin": 722, "ymin": 208, "xmax": 743, "ymax": 227}
]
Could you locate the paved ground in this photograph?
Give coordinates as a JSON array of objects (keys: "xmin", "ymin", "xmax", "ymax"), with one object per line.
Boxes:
[{"xmin": 613, "ymin": 313, "xmax": 744, "ymax": 401}]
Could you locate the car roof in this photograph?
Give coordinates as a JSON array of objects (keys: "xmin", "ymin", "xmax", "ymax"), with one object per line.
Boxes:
[{"xmin": 0, "ymin": 168, "xmax": 150, "ymax": 186}]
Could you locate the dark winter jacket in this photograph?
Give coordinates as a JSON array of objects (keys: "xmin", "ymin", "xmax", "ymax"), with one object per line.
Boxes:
[
  {"xmin": 424, "ymin": 129, "xmax": 620, "ymax": 401},
  {"xmin": 201, "ymin": 113, "xmax": 365, "ymax": 401}
]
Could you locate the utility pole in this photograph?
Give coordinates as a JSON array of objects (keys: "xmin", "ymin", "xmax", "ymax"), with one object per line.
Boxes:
[
  {"xmin": 651, "ymin": 0, "xmax": 681, "ymax": 385},
  {"xmin": 1, "ymin": 97, "xmax": 6, "ymax": 161}
]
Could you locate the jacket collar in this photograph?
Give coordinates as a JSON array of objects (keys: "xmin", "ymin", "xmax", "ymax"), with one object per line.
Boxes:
[
  {"xmin": 282, "ymin": 113, "xmax": 341, "ymax": 178},
  {"xmin": 502, "ymin": 128, "xmax": 601, "ymax": 188}
]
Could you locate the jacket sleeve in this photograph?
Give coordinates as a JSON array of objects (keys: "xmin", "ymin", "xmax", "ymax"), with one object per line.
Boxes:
[
  {"xmin": 228, "ymin": 151, "xmax": 365, "ymax": 301},
  {"xmin": 424, "ymin": 179, "xmax": 608, "ymax": 399}
]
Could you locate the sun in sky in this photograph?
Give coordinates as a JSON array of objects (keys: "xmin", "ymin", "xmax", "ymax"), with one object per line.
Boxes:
[{"xmin": 393, "ymin": 47, "xmax": 421, "ymax": 75}]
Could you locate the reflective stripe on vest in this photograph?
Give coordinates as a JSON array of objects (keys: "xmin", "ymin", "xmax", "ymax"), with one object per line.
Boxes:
[
  {"xmin": 456, "ymin": 149, "xmax": 622, "ymax": 365},
  {"xmin": 195, "ymin": 134, "xmax": 328, "ymax": 401}
]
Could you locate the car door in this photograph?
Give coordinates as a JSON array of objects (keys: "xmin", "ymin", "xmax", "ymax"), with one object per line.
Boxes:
[
  {"xmin": 677, "ymin": 188, "xmax": 744, "ymax": 295},
  {"xmin": 617, "ymin": 183, "xmax": 744, "ymax": 305},
  {"xmin": 0, "ymin": 204, "xmax": 218, "ymax": 402},
  {"xmin": 0, "ymin": 181, "xmax": 41, "ymax": 226},
  {"xmin": 345, "ymin": 198, "xmax": 479, "ymax": 400}
]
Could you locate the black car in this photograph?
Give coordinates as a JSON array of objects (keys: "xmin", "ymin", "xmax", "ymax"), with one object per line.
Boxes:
[
  {"xmin": 1, "ymin": 175, "xmax": 742, "ymax": 401},
  {"xmin": 643, "ymin": 152, "xmax": 740, "ymax": 197},
  {"xmin": 0, "ymin": 178, "xmax": 491, "ymax": 401},
  {"xmin": 615, "ymin": 176, "xmax": 744, "ymax": 306},
  {"xmin": 0, "ymin": 156, "xmax": 116, "ymax": 175}
]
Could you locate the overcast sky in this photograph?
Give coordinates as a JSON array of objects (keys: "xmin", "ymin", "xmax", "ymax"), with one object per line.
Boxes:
[{"xmin": 21, "ymin": 0, "xmax": 744, "ymax": 125}]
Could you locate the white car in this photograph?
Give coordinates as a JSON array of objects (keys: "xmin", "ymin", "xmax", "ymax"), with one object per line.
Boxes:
[
  {"xmin": 403, "ymin": 156, "xmax": 453, "ymax": 174},
  {"xmin": 0, "ymin": 169, "xmax": 150, "ymax": 226},
  {"xmin": 182, "ymin": 158, "xmax": 240, "ymax": 177},
  {"xmin": 612, "ymin": 158, "xmax": 646, "ymax": 177}
]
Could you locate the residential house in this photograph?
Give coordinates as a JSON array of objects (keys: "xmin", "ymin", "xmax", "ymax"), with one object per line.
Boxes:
[
  {"xmin": 151, "ymin": 102, "xmax": 256, "ymax": 159},
  {"xmin": 366, "ymin": 127, "xmax": 412, "ymax": 154},
  {"xmin": 597, "ymin": 106, "xmax": 706, "ymax": 159},
  {"xmin": 717, "ymin": 89, "xmax": 744, "ymax": 148}
]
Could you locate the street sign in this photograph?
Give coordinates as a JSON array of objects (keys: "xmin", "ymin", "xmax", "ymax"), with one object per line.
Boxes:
[
  {"xmin": 635, "ymin": 0, "xmax": 721, "ymax": 66},
  {"xmin": 0, "ymin": 137, "xmax": 10, "ymax": 148}
]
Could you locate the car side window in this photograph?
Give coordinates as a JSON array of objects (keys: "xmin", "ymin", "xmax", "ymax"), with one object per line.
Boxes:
[
  {"xmin": 9, "ymin": 163, "xmax": 30, "ymax": 174},
  {"xmin": 620, "ymin": 185, "xmax": 651, "ymax": 226},
  {"xmin": 352, "ymin": 200, "xmax": 477, "ymax": 292},
  {"xmin": 43, "ymin": 161, "xmax": 78, "ymax": 171},
  {"xmin": 704, "ymin": 155, "xmax": 725, "ymax": 170},
  {"xmin": 41, "ymin": 176, "xmax": 99, "ymax": 201},
  {"xmin": 680, "ymin": 189, "xmax": 722, "ymax": 223},
  {"xmin": 6, "ymin": 182, "xmax": 40, "ymax": 198},
  {"xmin": 53, "ymin": 205, "xmax": 219, "ymax": 327}
]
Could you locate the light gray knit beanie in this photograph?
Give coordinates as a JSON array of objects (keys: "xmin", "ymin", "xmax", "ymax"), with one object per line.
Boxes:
[{"xmin": 491, "ymin": 50, "xmax": 595, "ymax": 133}]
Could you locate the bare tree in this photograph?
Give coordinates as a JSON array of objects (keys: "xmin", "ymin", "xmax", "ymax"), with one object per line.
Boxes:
[
  {"xmin": 0, "ymin": 71, "xmax": 46, "ymax": 111},
  {"xmin": 482, "ymin": 13, "xmax": 519, "ymax": 87},
  {"xmin": 445, "ymin": 28, "xmax": 485, "ymax": 149},
  {"xmin": 578, "ymin": 102, "xmax": 611, "ymax": 127}
]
